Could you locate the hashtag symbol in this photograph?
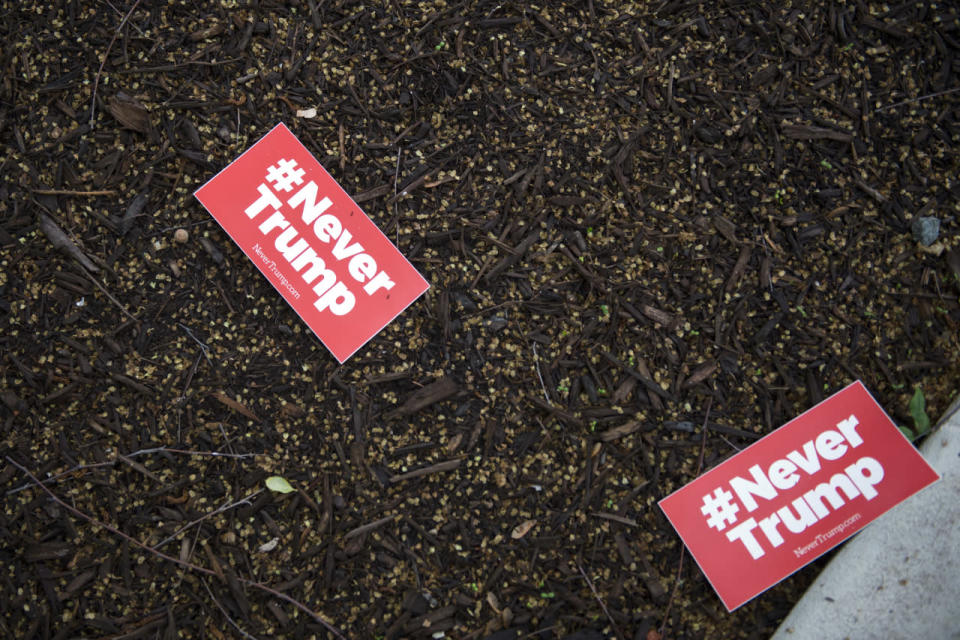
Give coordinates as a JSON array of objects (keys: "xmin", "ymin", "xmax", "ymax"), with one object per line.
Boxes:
[
  {"xmin": 265, "ymin": 159, "xmax": 305, "ymax": 192},
  {"xmin": 701, "ymin": 487, "xmax": 739, "ymax": 531}
]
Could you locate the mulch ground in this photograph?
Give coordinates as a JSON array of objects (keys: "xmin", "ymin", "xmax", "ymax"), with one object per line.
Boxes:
[{"xmin": 2, "ymin": 1, "xmax": 959, "ymax": 638}]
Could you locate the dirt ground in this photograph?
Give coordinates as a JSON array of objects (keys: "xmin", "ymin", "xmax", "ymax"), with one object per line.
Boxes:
[{"xmin": 2, "ymin": 1, "xmax": 959, "ymax": 638}]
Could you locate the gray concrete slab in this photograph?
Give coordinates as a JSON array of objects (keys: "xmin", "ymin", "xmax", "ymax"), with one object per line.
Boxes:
[{"xmin": 772, "ymin": 396, "xmax": 960, "ymax": 640}]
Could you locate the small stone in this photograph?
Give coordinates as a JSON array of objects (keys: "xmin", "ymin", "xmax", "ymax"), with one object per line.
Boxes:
[
  {"xmin": 402, "ymin": 590, "xmax": 429, "ymax": 615},
  {"xmin": 911, "ymin": 216, "xmax": 940, "ymax": 246},
  {"xmin": 174, "ymin": 228, "xmax": 189, "ymax": 243},
  {"xmin": 486, "ymin": 315, "xmax": 508, "ymax": 332},
  {"xmin": 453, "ymin": 292, "xmax": 478, "ymax": 312},
  {"xmin": 695, "ymin": 125, "xmax": 721, "ymax": 144}
]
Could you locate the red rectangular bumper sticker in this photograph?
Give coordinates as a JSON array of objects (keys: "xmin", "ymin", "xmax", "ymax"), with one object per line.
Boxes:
[
  {"xmin": 194, "ymin": 123, "xmax": 429, "ymax": 363},
  {"xmin": 659, "ymin": 381, "xmax": 940, "ymax": 611}
]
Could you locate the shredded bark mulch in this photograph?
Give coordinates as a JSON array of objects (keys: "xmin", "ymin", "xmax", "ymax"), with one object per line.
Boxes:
[{"xmin": 2, "ymin": 1, "xmax": 958, "ymax": 638}]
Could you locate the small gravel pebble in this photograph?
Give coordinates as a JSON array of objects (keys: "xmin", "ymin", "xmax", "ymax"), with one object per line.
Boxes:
[{"xmin": 911, "ymin": 216, "xmax": 940, "ymax": 246}]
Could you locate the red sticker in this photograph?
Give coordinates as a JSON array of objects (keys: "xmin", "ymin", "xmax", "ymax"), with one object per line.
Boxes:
[
  {"xmin": 659, "ymin": 381, "xmax": 939, "ymax": 611},
  {"xmin": 194, "ymin": 123, "xmax": 429, "ymax": 363}
]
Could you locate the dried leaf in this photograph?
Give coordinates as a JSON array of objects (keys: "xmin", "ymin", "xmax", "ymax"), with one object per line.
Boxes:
[
  {"xmin": 258, "ymin": 537, "xmax": 279, "ymax": 553},
  {"xmin": 279, "ymin": 401, "xmax": 305, "ymax": 418},
  {"xmin": 598, "ymin": 420, "xmax": 642, "ymax": 442},
  {"xmin": 684, "ymin": 361, "xmax": 718, "ymax": 388},
  {"xmin": 108, "ymin": 92, "xmax": 152, "ymax": 134},
  {"xmin": 641, "ymin": 304, "xmax": 677, "ymax": 328},
  {"xmin": 445, "ymin": 432, "xmax": 463, "ymax": 453},
  {"xmin": 211, "ymin": 391, "xmax": 259, "ymax": 421},
  {"xmin": 189, "ymin": 23, "xmax": 225, "ymax": 41},
  {"xmin": 265, "ymin": 476, "xmax": 295, "ymax": 494},
  {"xmin": 387, "ymin": 377, "xmax": 458, "ymax": 418},
  {"xmin": 780, "ymin": 123, "xmax": 853, "ymax": 142},
  {"xmin": 510, "ymin": 519, "xmax": 537, "ymax": 539}
]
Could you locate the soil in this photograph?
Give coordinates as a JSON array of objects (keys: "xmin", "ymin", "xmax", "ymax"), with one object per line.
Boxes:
[{"xmin": 2, "ymin": 1, "xmax": 959, "ymax": 639}]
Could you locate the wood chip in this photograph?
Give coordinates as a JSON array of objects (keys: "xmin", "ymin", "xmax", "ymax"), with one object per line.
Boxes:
[
  {"xmin": 386, "ymin": 377, "xmax": 458, "ymax": 418},
  {"xmin": 211, "ymin": 391, "xmax": 259, "ymax": 421},
  {"xmin": 780, "ymin": 123, "xmax": 853, "ymax": 141},
  {"xmin": 640, "ymin": 304, "xmax": 677, "ymax": 328},
  {"xmin": 591, "ymin": 512, "xmax": 638, "ymax": 527},
  {"xmin": 683, "ymin": 361, "xmax": 718, "ymax": 388},
  {"xmin": 598, "ymin": 420, "xmax": 643, "ymax": 442},
  {"xmin": 510, "ymin": 519, "xmax": 537, "ymax": 539},
  {"xmin": 39, "ymin": 214, "xmax": 100, "ymax": 273},
  {"xmin": 388, "ymin": 459, "xmax": 462, "ymax": 483},
  {"xmin": 107, "ymin": 92, "xmax": 152, "ymax": 134}
]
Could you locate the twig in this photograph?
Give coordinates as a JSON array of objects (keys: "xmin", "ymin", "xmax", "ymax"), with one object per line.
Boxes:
[
  {"xmin": 39, "ymin": 214, "xmax": 100, "ymax": 273},
  {"xmin": 117, "ymin": 453, "xmax": 160, "ymax": 482},
  {"xmin": 152, "ymin": 489, "xmax": 264, "ymax": 550},
  {"xmin": 87, "ymin": 272, "xmax": 139, "ymax": 322},
  {"xmin": 179, "ymin": 322, "xmax": 212, "ymax": 365},
  {"xmin": 874, "ymin": 86, "xmax": 960, "ymax": 113},
  {"xmin": 89, "ymin": 0, "xmax": 144, "ymax": 127},
  {"xmin": 344, "ymin": 514, "xmax": 397, "ymax": 539},
  {"xmin": 32, "ymin": 188, "xmax": 117, "ymax": 196},
  {"xmin": 659, "ymin": 398, "xmax": 712, "ymax": 639},
  {"xmin": 590, "ymin": 512, "xmax": 637, "ymax": 527},
  {"xmin": 6, "ymin": 446, "xmax": 257, "ymax": 495},
  {"xmin": 388, "ymin": 459, "xmax": 461, "ymax": 483},
  {"xmin": 202, "ymin": 579, "xmax": 261, "ymax": 640},
  {"xmin": 531, "ymin": 343, "xmax": 551, "ymax": 404},
  {"xmin": 576, "ymin": 560, "xmax": 624, "ymax": 640},
  {"xmin": 393, "ymin": 146, "xmax": 402, "ymax": 245},
  {"xmin": 6, "ymin": 456, "xmax": 346, "ymax": 639},
  {"xmin": 154, "ymin": 447, "xmax": 257, "ymax": 460}
]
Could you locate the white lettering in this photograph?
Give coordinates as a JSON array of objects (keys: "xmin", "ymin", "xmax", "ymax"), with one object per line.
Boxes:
[
  {"xmin": 845, "ymin": 456, "xmax": 884, "ymax": 500},
  {"xmin": 274, "ymin": 226, "xmax": 309, "ymax": 261},
  {"xmin": 363, "ymin": 270, "xmax": 396, "ymax": 296},
  {"xmin": 331, "ymin": 228, "xmax": 364, "ymax": 260},
  {"xmin": 758, "ymin": 513, "xmax": 785, "ymax": 548},
  {"xmin": 288, "ymin": 181, "xmax": 333, "ymax": 224},
  {"xmin": 290, "ymin": 248, "xmax": 334, "ymax": 287},
  {"xmin": 803, "ymin": 473, "xmax": 861, "ymax": 518},
  {"xmin": 258, "ymin": 211, "xmax": 290, "ymax": 235},
  {"xmin": 314, "ymin": 213, "xmax": 341, "ymax": 243},
  {"xmin": 314, "ymin": 280, "xmax": 355, "ymax": 315},
  {"xmin": 837, "ymin": 415, "xmax": 863, "ymax": 447},
  {"xmin": 730, "ymin": 465, "xmax": 778, "ymax": 512},
  {"xmin": 768, "ymin": 459, "xmax": 799, "ymax": 490},
  {"xmin": 348, "ymin": 254, "xmax": 377, "ymax": 283},
  {"xmin": 245, "ymin": 183, "xmax": 283, "ymax": 218},
  {"xmin": 725, "ymin": 518, "xmax": 765, "ymax": 559},
  {"xmin": 777, "ymin": 497, "xmax": 818, "ymax": 534},
  {"xmin": 786, "ymin": 440, "xmax": 822, "ymax": 475},
  {"xmin": 815, "ymin": 430, "xmax": 848, "ymax": 460}
]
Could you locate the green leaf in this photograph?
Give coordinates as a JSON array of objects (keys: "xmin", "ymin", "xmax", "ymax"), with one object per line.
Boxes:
[
  {"xmin": 909, "ymin": 387, "xmax": 931, "ymax": 436},
  {"xmin": 265, "ymin": 476, "xmax": 295, "ymax": 494},
  {"xmin": 898, "ymin": 425, "xmax": 916, "ymax": 441}
]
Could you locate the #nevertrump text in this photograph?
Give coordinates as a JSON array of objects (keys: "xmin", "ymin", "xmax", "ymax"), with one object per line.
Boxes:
[
  {"xmin": 195, "ymin": 123, "xmax": 429, "ymax": 363},
  {"xmin": 702, "ymin": 414, "xmax": 879, "ymax": 559},
  {"xmin": 243, "ymin": 158, "xmax": 395, "ymax": 316},
  {"xmin": 659, "ymin": 381, "xmax": 939, "ymax": 611}
]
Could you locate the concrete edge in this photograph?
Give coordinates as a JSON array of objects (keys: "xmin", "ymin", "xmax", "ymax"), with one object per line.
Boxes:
[{"xmin": 771, "ymin": 392, "xmax": 960, "ymax": 640}]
